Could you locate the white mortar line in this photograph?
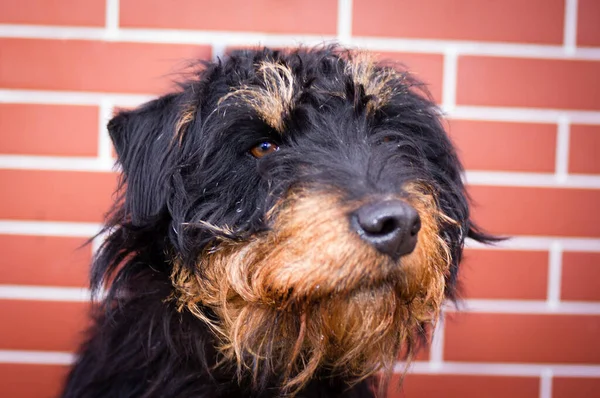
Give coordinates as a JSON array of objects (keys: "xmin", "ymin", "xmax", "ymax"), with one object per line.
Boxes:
[
  {"xmin": 464, "ymin": 171, "xmax": 600, "ymax": 189},
  {"xmin": 429, "ymin": 318, "xmax": 445, "ymax": 369},
  {"xmin": 98, "ymin": 99, "xmax": 114, "ymax": 161},
  {"xmin": 576, "ymin": 47, "xmax": 600, "ymax": 59},
  {"xmin": 547, "ymin": 242, "xmax": 563, "ymax": 308},
  {"xmin": 401, "ymin": 361, "xmax": 600, "ymax": 378},
  {"xmin": 337, "ymin": 0, "xmax": 353, "ymax": 45},
  {"xmin": 442, "ymin": 49, "xmax": 458, "ymax": 112},
  {"xmin": 563, "ymin": 0, "xmax": 579, "ymax": 55},
  {"xmin": 1, "ymin": 153, "xmax": 599, "ymax": 189},
  {"xmin": 90, "ymin": 237, "xmax": 103, "ymax": 255},
  {"xmin": 3, "ymin": 351, "xmax": 600, "ymax": 376},
  {"xmin": 118, "ymin": 28, "xmax": 335, "ymax": 47},
  {"xmin": 0, "ymin": 350, "xmax": 75, "ymax": 365},
  {"xmin": 2, "ymin": 281, "xmax": 599, "ymax": 314},
  {"xmin": 466, "ymin": 236, "xmax": 600, "ymax": 252},
  {"xmin": 2, "ymin": 90, "xmax": 600, "ymax": 126},
  {"xmin": 0, "ymin": 155, "xmax": 115, "ymax": 172},
  {"xmin": 0, "ymin": 285, "xmax": 91, "ymax": 302},
  {"xmin": 212, "ymin": 42, "xmax": 226, "ymax": 62},
  {"xmin": 450, "ymin": 106, "xmax": 600, "ymax": 125},
  {"xmin": 448, "ymin": 300, "xmax": 600, "ymax": 315},
  {"xmin": 91, "ymin": 228, "xmax": 110, "ymax": 255},
  {"xmin": 2, "ymin": 24, "xmax": 600, "ymax": 60},
  {"xmin": 0, "ymin": 220, "xmax": 102, "ymax": 237},
  {"xmin": 0, "ymin": 24, "xmax": 107, "ymax": 40},
  {"xmin": 540, "ymin": 368, "xmax": 553, "ymax": 398},
  {"xmin": 0, "ymin": 219, "xmax": 597, "ymax": 252},
  {"xmin": 555, "ymin": 116, "xmax": 571, "ymax": 182},
  {"xmin": 0, "ymin": 89, "xmax": 153, "ymax": 107},
  {"xmin": 105, "ymin": 0, "xmax": 120, "ymax": 39},
  {"xmin": 351, "ymin": 36, "xmax": 600, "ymax": 60},
  {"xmin": 554, "ymin": 174, "xmax": 600, "ymax": 188}
]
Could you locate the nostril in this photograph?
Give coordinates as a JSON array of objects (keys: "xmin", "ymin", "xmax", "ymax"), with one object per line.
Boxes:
[
  {"xmin": 355, "ymin": 213, "xmax": 397, "ymax": 237},
  {"xmin": 378, "ymin": 218, "xmax": 397, "ymax": 236},
  {"xmin": 355, "ymin": 212, "xmax": 398, "ymax": 236},
  {"xmin": 353, "ymin": 200, "xmax": 420, "ymax": 259}
]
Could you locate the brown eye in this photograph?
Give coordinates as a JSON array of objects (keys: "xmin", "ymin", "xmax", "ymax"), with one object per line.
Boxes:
[{"xmin": 250, "ymin": 141, "xmax": 279, "ymax": 158}]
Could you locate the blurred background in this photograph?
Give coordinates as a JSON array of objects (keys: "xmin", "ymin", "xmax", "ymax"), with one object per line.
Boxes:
[{"xmin": 0, "ymin": 0, "xmax": 599, "ymax": 397}]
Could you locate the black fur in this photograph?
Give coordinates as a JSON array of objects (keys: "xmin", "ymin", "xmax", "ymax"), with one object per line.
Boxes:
[{"xmin": 61, "ymin": 46, "xmax": 493, "ymax": 398}]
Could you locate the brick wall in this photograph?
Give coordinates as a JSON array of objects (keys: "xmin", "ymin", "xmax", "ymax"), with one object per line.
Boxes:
[{"xmin": 0, "ymin": 1, "xmax": 599, "ymax": 397}]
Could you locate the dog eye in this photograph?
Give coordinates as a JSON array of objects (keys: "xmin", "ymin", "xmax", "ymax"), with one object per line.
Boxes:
[
  {"xmin": 376, "ymin": 135, "xmax": 398, "ymax": 145},
  {"xmin": 250, "ymin": 141, "xmax": 279, "ymax": 158}
]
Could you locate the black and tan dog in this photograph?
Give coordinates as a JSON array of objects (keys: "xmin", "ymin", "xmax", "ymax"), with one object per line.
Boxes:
[{"xmin": 61, "ymin": 46, "xmax": 492, "ymax": 398}]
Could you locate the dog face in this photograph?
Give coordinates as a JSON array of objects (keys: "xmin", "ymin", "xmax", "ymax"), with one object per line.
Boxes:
[{"xmin": 104, "ymin": 46, "xmax": 490, "ymax": 393}]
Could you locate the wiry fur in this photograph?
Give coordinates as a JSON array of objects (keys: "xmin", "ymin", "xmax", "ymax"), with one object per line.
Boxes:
[
  {"xmin": 171, "ymin": 182, "xmax": 452, "ymax": 395},
  {"xmin": 220, "ymin": 61, "xmax": 296, "ymax": 133},
  {"xmin": 61, "ymin": 46, "xmax": 493, "ymax": 398}
]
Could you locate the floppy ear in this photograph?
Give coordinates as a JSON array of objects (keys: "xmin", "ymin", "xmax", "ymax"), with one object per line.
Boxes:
[{"xmin": 108, "ymin": 93, "xmax": 183, "ymax": 225}]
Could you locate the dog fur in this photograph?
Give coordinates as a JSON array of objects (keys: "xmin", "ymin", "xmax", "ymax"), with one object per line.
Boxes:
[{"xmin": 61, "ymin": 46, "xmax": 492, "ymax": 398}]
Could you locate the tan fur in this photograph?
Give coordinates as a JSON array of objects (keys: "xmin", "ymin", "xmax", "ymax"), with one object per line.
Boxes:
[
  {"xmin": 171, "ymin": 183, "xmax": 455, "ymax": 395},
  {"xmin": 219, "ymin": 61, "xmax": 296, "ymax": 132},
  {"xmin": 345, "ymin": 52, "xmax": 402, "ymax": 113},
  {"xmin": 173, "ymin": 101, "xmax": 197, "ymax": 145},
  {"xmin": 213, "ymin": 52, "xmax": 403, "ymax": 134}
]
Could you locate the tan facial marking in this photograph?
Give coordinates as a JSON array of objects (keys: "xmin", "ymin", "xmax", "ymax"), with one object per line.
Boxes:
[
  {"xmin": 219, "ymin": 61, "xmax": 296, "ymax": 132},
  {"xmin": 171, "ymin": 183, "xmax": 456, "ymax": 395},
  {"xmin": 345, "ymin": 51, "xmax": 403, "ymax": 113}
]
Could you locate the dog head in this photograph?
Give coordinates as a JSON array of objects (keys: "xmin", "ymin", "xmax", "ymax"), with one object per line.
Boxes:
[{"xmin": 101, "ymin": 46, "xmax": 492, "ymax": 394}]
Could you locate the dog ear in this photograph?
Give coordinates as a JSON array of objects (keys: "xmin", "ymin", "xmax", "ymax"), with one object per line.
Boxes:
[{"xmin": 108, "ymin": 93, "xmax": 182, "ymax": 224}]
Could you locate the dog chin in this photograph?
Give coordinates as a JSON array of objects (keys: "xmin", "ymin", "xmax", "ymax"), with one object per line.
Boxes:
[{"xmin": 227, "ymin": 281, "xmax": 411, "ymax": 393}]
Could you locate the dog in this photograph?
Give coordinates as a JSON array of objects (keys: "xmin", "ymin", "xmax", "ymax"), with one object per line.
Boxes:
[{"xmin": 61, "ymin": 45, "xmax": 492, "ymax": 397}]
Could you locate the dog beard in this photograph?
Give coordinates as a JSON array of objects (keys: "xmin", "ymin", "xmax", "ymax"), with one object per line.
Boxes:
[{"xmin": 171, "ymin": 183, "xmax": 454, "ymax": 394}]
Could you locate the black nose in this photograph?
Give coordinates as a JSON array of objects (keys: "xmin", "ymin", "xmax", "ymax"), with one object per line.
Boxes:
[{"xmin": 352, "ymin": 200, "xmax": 421, "ymax": 259}]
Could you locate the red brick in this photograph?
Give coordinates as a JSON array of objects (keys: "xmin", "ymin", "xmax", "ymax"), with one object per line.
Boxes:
[
  {"xmin": 553, "ymin": 377, "xmax": 600, "ymax": 398},
  {"xmin": 0, "ymin": 170, "xmax": 117, "ymax": 223},
  {"xmin": 0, "ymin": 363, "xmax": 69, "ymax": 398},
  {"xmin": 0, "ymin": 39, "xmax": 211, "ymax": 94},
  {"xmin": 413, "ymin": 348, "xmax": 429, "ymax": 361},
  {"xmin": 378, "ymin": 52, "xmax": 444, "ymax": 103},
  {"xmin": 459, "ymin": 249, "xmax": 548, "ymax": 300},
  {"xmin": 120, "ymin": 0, "xmax": 337, "ymax": 35},
  {"xmin": 0, "ymin": 300, "xmax": 89, "ymax": 351},
  {"xmin": 449, "ymin": 120, "xmax": 557, "ymax": 172},
  {"xmin": 0, "ymin": 0, "xmax": 105, "ymax": 26},
  {"xmin": 561, "ymin": 252, "xmax": 600, "ymax": 301},
  {"xmin": 445, "ymin": 313, "xmax": 600, "ymax": 363},
  {"xmin": 457, "ymin": 57, "xmax": 600, "ymax": 111},
  {"xmin": 578, "ymin": 0, "xmax": 600, "ymax": 47},
  {"xmin": 0, "ymin": 235, "xmax": 90, "ymax": 287},
  {"xmin": 0, "ymin": 104, "xmax": 99, "ymax": 157},
  {"xmin": 569, "ymin": 125, "xmax": 600, "ymax": 175},
  {"xmin": 388, "ymin": 374, "xmax": 539, "ymax": 398},
  {"xmin": 353, "ymin": 0, "xmax": 564, "ymax": 44},
  {"xmin": 469, "ymin": 186, "xmax": 600, "ymax": 237}
]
